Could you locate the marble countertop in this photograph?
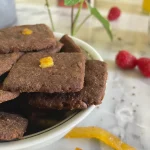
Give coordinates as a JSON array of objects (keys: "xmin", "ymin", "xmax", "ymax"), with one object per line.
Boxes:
[{"xmin": 15, "ymin": 2, "xmax": 150, "ymax": 150}]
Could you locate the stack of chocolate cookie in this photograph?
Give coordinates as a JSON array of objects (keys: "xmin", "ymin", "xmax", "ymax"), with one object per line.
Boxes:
[{"xmin": 0, "ymin": 24, "xmax": 107, "ymax": 141}]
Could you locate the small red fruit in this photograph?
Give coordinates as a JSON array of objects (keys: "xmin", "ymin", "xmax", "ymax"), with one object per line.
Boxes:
[
  {"xmin": 116, "ymin": 50, "xmax": 137, "ymax": 69},
  {"xmin": 137, "ymin": 58, "xmax": 150, "ymax": 77},
  {"xmin": 107, "ymin": 7, "xmax": 121, "ymax": 21}
]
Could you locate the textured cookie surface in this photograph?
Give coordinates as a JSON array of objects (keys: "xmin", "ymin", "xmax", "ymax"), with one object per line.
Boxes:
[
  {"xmin": 44, "ymin": 41, "xmax": 63, "ymax": 53},
  {"xmin": 29, "ymin": 60, "xmax": 107, "ymax": 110},
  {"xmin": 0, "ymin": 112, "xmax": 28, "ymax": 141},
  {"xmin": 3, "ymin": 52, "xmax": 85, "ymax": 93},
  {"xmin": 60, "ymin": 34, "xmax": 81, "ymax": 53},
  {"xmin": 0, "ymin": 52, "xmax": 23, "ymax": 76},
  {"xmin": 0, "ymin": 24, "xmax": 56, "ymax": 53},
  {"xmin": 0, "ymin": 84, "xmax": 19, "ymax": 104}
]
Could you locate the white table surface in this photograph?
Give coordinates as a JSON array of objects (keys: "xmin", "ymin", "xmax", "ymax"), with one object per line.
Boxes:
[{"xmin": 15, "ymin": 2, "xmax": 150, "ymax": 150}]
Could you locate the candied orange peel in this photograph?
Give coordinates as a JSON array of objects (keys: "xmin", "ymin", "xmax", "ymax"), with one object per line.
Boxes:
[
  {"xmin": 39, "ymin": 56, "xmax": 54, "ymax": 68},
  {"xmin": 22, "ymin": 28, "xmax": 33, "ymax": 35},
  {"xmin": 75, "ymin": 148, "xmax": 82, "ymax": 150},
  {"xmin": 65, "ymin": 127, "xmax": 136, "ymax": 150}
]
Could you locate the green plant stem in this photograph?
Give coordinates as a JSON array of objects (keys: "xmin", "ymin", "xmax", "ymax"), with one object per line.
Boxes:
[
  {"xmin": 75, "ymin": 14, "xmax": 91, "ymax": 34},
  {"xmin": 72, "ymin": 0, "xmax": 84, "ymax": 36},
  {"xmin": 71, "ymin": 6, "xmax": 74, "ymax": 35},
  {"xmin": 45, "ymin": 0, "xmax": 55, "ymax": 31}
]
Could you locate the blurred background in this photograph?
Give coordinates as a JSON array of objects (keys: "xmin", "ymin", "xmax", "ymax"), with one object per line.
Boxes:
[
  {"xmin": 2, "ymin": 0, "xmax": 148, "ymax": 52},
  {"xmin": 1, "ymin": 0, "xmax": 149, "ymax": 44}
]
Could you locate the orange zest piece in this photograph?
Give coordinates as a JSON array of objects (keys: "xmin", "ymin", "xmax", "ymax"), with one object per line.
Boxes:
[
  {"xmin": 75, "ymin": 148, "xmax": 82, "ymax": 150},
  {"xmin": 39, "ymin": 56, "xmax": 54, "ymax": 68},
  {"xmin": 65, "ymin": 127, "xmax": 136, "ymax": 150},
  {"xmin": 22, "ymin": 28, "xmax": 33, "ymax": 35}
]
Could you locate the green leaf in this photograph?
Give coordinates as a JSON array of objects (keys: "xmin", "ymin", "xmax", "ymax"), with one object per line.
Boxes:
[
  {"xmin": 64, "ymin": 0, "xmax": 81, "ymax": 6},
  {"xmin": 87, "ymin": 3, "xmax": 113, "ymax": 40}
]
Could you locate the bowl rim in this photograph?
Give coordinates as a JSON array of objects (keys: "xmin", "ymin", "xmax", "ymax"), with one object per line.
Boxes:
[{"xmin": 0, "ymin": 32, "xmax": 103, "ymax": 150}]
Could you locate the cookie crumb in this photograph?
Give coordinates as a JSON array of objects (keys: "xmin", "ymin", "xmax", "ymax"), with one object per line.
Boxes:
[{"xmin": 132, "ymin": 93, "xmax": 135, "ymax": 96}]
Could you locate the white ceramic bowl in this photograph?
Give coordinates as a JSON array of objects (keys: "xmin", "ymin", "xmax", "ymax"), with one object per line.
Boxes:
[{"xmin": 0, "ymin": 33, "xmax": 103, "ymax": 150}]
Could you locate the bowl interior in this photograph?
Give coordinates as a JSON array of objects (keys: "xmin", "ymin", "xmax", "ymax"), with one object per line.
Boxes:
[
  {"xmin": 0, "ymin": 32, "xmax": 103, "ymax": 150},
  {"xmin": 23, "ymin": 32, "xmax": 103, "ymax": 137}
]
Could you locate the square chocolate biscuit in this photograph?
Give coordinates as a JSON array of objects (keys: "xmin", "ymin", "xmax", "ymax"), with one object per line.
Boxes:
[
  {"xmin": 0, "ymin": 112, "xmax": 28, "ymax": 141},
  {"xmin": 44, "ymin": 41, "xmax": 63, "ymax": 53},
  {"xmin": 60, "ymin": 34, "xmax": 82, "ymax": 53},
  {"xmin": 0, "ymin": 24, "xmax": 56, "ymax": 54},
  {"xmin": 29, "ymin": 60, "xmax": 107, "ymax": 110},
  {"xmin": 0, "ymin": 83, "xmax": 19, "ymax": 104},
  {"xmin": 3, "ymin": 52, "xmax": 85, "ymax": 93},
  {"xmin": 0, "ymin": 52, "xmax": 23, "ymax": 76}
]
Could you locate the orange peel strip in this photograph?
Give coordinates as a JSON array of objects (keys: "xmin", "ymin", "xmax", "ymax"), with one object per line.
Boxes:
[
  {"xmin": 65, "ymin": 127, "xmax": 136, "ymax": 150},
  {"xmin": 75, "ymin": 148, "xmax": 82, "ymax": 150}
]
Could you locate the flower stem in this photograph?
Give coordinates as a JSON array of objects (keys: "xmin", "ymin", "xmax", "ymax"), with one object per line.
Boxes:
[
  {"xmin": 75, "ymin": 14, "xmax": 91, "ymax": 34},
  {"xmin": 71, "ymin": 6, "xmax": 74, "ymax": 35},
  {"xmin": 45, "ymin": 0, "xmax": 55, "ymax": 31},
  {"xmin": 72, "ymin": 0, "xmax": 84, "ymax": 36}
]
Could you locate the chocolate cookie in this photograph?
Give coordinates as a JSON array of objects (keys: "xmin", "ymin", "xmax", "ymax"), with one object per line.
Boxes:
[
  {"xmin": 0, "ymin": 112, "xmax": 28, "ymax": 141},
  {"xmin": 3, "ymin": 52, "xmax": 85, "ymax": 93},
  {"xmin": 29, "ymin": 60, "xmax": 107, "ymax": 110},
  {"xmin": 0, "ymin": 52, "xmax": 23, "ymax": 76},
  {"xmin": 0, "ymin": 84, "xmax": 19, "ymax": 104},
  {"xmin": 60, "ymin": 34, "xmax": 81, "ymax": 52},
  {"xmin": 44, "ymin": 41, "xmax": 63, "ymax": 53},
  {"xmin": 0, "ymin": 24, "xmax": 56, "ymax": 53}
]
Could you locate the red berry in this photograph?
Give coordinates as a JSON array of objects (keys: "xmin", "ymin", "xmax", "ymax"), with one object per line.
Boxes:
[
  {"xmin": 137, "ymin": 58, "xmax": 150, "ymax": 77},
  {"xmin": 116, "ymin": 50, "xmax": 137, "ymax": 69},
  {"xmin": 107, "ymin": 7, "xmax": 121, "ymax": 21}
]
